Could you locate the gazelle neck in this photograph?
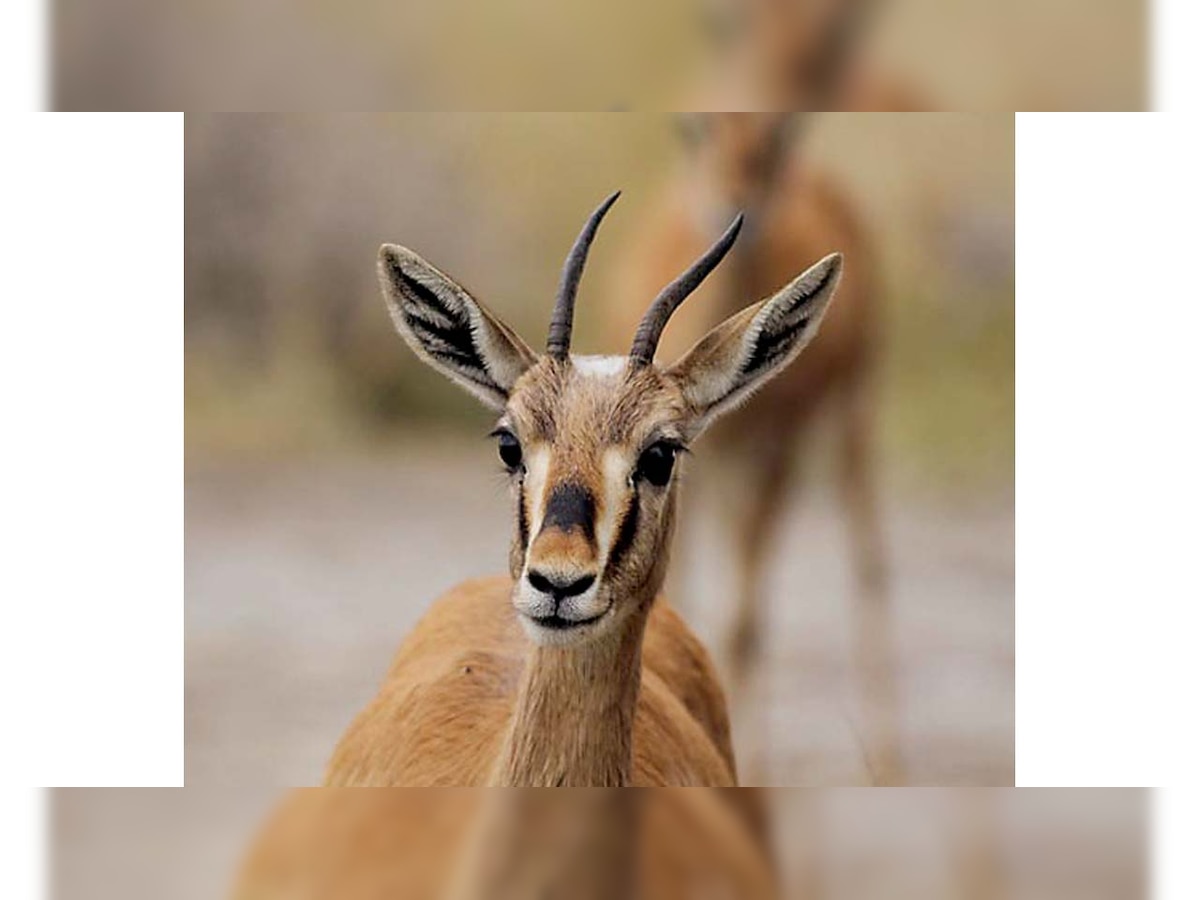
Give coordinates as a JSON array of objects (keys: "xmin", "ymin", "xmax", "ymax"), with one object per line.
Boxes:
[
  {"xmin": 492, "ymin": 608, "xmax": 648, "ymax": 787},
  {"xmin": 493, "ymin": 434, "xmax": 679, "ymax": 787}
]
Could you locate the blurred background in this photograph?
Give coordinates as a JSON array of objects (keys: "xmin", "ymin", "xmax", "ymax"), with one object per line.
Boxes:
[
  {"xmin": 52, "ymin": 788, "xmax": 1144, "ymax": 900},
  {"xmin": 55, "ymin": 0, "xmax": 1146, "ymax": 110},
  {"xmin": 185, "ymin": 112, "xmax": 1013, "ymax": 787}
]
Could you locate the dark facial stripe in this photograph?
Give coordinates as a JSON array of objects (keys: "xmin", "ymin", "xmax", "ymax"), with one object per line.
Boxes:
[
  {"xmin": 604, "ymin": 493, "xmax": 640, "ymax": 579},
  {"xmin": 539, "ymin": 482, "xmax": 596, "ymax": 542},
  {"xmin": 517, "ymin": 483, "xmax": 530, "ymax": 554}
]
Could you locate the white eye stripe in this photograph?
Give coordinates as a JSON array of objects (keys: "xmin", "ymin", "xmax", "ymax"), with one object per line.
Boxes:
[
  {"xmin": 595, "ymin": 448, "xmax": 631, "ymax": 563},
  {"xmin": 523, "ymin": 447, "xmax": 553, "ymax": 543}
]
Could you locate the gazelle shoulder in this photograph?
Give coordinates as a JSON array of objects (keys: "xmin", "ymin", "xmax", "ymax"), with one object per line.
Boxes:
[{"xmin": 382, "ymin": 575, "xmax": 524, "ymax": 680}]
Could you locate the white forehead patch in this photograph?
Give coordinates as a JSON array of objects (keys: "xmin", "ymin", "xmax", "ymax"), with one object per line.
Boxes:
[{"xmin": 572, "ymin": 355, "xmax": 627, "ymax": 379}]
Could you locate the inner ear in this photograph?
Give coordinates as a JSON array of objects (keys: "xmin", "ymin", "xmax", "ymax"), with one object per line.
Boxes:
[
  {"xmin": 378, "ymin": 244, "xmax": 537, "ymax": 410},
  {"xmin": 667, "ymin": 252, "xmax": 843, "ymax": 427}
]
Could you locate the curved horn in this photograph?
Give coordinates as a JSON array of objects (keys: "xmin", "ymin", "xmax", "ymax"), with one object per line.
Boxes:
[
  {"xmin": 546, "ymin": 190, "xmax": 622, "ymax": 360},
  {"xmin": 629, "ymin": 213, "xmax": 744, "ymax": 367}
]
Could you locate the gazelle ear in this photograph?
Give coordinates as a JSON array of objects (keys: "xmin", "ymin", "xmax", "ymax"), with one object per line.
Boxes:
[
  {"xmin": 378, "ymin": 245, "xmax": 538, "ymax": 410},
  {"xmin": 666, "ymin": 253, "xmax": 843, "ymax": 431}
]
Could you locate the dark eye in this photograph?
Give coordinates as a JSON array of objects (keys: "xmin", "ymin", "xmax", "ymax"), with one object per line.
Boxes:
[
  {"xmin": 494, "ymin": 430, "xmax": 523, "ymax": 472},
  {"xmin": 636, "ymin": 442, "xmax": 679, "ymax": 488}
]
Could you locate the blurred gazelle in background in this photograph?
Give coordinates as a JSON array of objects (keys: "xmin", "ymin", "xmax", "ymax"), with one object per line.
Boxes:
[
  {"xmin": 56, "ymin": 0, "xmax": 1143, "ymax": 109},
  {"xmin": 693, "ymin": 0, "xmax": 929, "ymax": 110},
  {"xmin": 612, "ymin": 112, "xmax": 901, "ymax": 784}
]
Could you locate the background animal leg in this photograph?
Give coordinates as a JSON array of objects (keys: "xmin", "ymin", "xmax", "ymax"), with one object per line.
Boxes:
[
  {"xmin": 722, "ymin": 426, "xmax": 806, "ymax": 784},
  {"xmin": 837, "ymin": 379, "xmax": 903, "ymax": 785}
]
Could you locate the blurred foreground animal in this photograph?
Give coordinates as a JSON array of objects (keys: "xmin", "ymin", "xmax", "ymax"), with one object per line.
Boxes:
[
  {"xmin": 233, "ymin": 788, "xmax": 776, "ymax": 900},
  {"xmin": 612, "ymin": 113, "xmax": 900, "ymax": 783},
  {"xmin": 324, "ymin": 191, "xmax": 843, "ymax": 788},
  {"xmin": 696, "ymin": 0, "xmax": 927, "ymax": 110}
]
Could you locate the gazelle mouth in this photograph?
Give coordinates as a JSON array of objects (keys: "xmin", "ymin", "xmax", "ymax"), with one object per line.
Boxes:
[{"xmin": 525, "ymin": 608, "xmax": 610, "ymax": 631}]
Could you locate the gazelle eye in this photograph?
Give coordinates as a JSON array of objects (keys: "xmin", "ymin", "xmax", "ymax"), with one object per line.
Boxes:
[
  {"xmin": 493, "ymin": 430, "xmax": 523, "ymax": 472},
  {"xmin": 635, "ymin": 441, "xmax": 679, "ymax": 488}
]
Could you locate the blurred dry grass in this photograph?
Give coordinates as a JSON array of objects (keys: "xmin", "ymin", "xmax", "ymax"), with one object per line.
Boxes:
[
  {"xmin": 56, "ymin": 0, "xmax": 1145, "ymax": 109},
  {"xmin": 185, "ymin": 113, "xmax": 1013, "ymax": 495}
]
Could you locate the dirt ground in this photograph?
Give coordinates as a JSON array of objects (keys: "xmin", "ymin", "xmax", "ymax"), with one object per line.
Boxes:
[{"xmin": 185, "ymin": 443, "xmax": 1012, "ymax": 790}]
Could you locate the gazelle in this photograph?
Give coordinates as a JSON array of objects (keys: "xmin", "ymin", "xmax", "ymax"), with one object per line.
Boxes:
[
  {"xmin": 610, "ymin": 112, "xmax": 900, "ymax": 784},
  {"xmin": 322, "ymin": 191, "xmax": 842, "ymax": 788},
  {"xmin": 233, "ymin": 788, "xmax": 777, "ymax": 900},
  {"xmin": 694, "ymin": 0, "xmax": 927, "ymax": 111}
]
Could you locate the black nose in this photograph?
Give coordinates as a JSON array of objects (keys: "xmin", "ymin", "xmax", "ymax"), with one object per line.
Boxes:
[{"xmin": 527, "ymin": 570, "xmax": 596, "ymax": 600}]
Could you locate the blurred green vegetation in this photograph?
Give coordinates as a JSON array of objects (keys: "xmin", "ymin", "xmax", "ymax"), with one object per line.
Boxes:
[
  {"xmin": 185, "ymin": 113, "xmax": 1013, "ymax": 498},
  {"xmin": 881, "ymin": 286, "xmax": 1014, "ymax": 496}
]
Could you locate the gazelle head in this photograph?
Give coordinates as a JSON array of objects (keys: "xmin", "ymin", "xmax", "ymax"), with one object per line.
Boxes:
[
  {"xmin": 702, "ymin": 0, "xmax": 883, "ymax": 103},
  {"xmin": 676, "ymin": 113, "xmax": 805, "ymax": 226},
  {"xmin": 379, "ymin": 192, "xmax": 841, "ymax": 647}
]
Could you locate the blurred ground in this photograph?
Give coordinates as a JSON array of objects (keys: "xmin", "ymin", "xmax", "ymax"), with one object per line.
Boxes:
[
  {"xmin": 186, "ymin": 442, "xmax": 1012, "ymax": 787},
  {"xmin": 53, "ymin": 788, "xmax": 276, "ymax": 900},
  {"xmin": 53, "ymin": 788, "xmax": 1141, "ymax": 900}
]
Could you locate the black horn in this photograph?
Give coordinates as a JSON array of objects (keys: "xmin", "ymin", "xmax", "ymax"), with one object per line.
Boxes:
[
  {"xmin": 629, "ymin": 213, "xmax": 744, "ymax": 367},
  {"xmin": 546, "ymin": 190, "xmax": 622, "ymax": 360}
]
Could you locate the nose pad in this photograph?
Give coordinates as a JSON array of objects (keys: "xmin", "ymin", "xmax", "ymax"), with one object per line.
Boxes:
[{"xmin": 527, "ymin": 570, "xmax": 596, "ymax": 601}]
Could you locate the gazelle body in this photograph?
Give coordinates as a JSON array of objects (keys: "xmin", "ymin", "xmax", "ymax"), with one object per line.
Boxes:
[
  {"xmin": 316, "ymin": 192, "xmax": 842, "ymax": 790},
  {"xmin": 611, "ymin": 114, "xmax": 900, "ymax": 783},
  {"xmin": 233, "ymin": 788, "xmax": 777, "ymax": 900}
]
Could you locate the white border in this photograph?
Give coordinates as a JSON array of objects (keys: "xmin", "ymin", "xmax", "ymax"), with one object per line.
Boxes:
[
  {"xmin": 0, "ymin": 114, "xmax": 184, "ymax": 786},
  {"xmin": 1156, "ymin": 789, "xmax": 1199, "ymax": 900},
  {"xmin": 1016, "ymin": 113, "xmax": 1200, "ymax": 789},
  {"xmin": 0, "ymin": 0, "xmax": 46, "ymax": 110},
  {"xmin": 1019, "ymin": 110, "xmax": 1200, "ymax": 899},
  {"xmin": 1154, "ymin": 0, "xmax": 1200, "ymax": 110},
  {"xmin": 0, "ymin": 789, "xmax": 44, "ymax": 900}
]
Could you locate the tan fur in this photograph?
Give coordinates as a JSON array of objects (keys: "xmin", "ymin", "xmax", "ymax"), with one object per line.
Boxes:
[
  {"xmin": 323, "ymin": 347, "xmax": 745, "ymax": 787},
  {"xmin": 611, "ymin": 114, "xmax": 902, "ymax": 784},
  {"xmin": 232, "ymin": 788, "xmax": 777, "ymax": 900},
  {"xmin": 326, "ymin": 575, "xmax": 736, "ymax": 787}
]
